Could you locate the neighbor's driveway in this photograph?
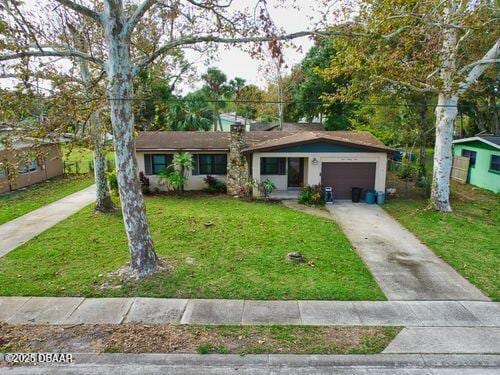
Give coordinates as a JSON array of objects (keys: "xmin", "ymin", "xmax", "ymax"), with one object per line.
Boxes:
[
  {"xmin": 0, "ymin": 185, "xmax": 96, "ymax": 258},
  {"xmin": 326, "ymin": 202, "xmax": 489, "ymax": 301}
]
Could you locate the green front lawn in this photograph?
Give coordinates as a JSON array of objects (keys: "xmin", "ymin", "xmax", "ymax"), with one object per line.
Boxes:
[
  {"xmin": 385, "ymin": 182, "xmax": 500, "ymax": 301},
  {"xmin": 0, "ymin": 196, "xmax": 385, "ymax": 300},
  {"xmin": 0, "ymin": 174, "xmax": 95, "ymax": 225}
]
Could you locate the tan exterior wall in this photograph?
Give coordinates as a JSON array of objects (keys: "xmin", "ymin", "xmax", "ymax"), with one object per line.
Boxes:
[
  {"xmin": 135, "ymin": 150, "xmax": 388, "ymax": 196},
  {"xmin": 0, "ymin": 143, "xmax": 63, "ymax": 194},
  {"xmin": 252, "ymin": 151, "xmax": 388, "ymax": 197},
  {"xmin": 136, "ymin": 151, "xmax": 228, "ymax": 191}
]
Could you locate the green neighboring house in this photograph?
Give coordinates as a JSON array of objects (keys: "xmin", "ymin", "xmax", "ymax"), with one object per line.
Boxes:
[{"xmin": 453, "ymin": 135, "xmax": 500, "ymax": 193}]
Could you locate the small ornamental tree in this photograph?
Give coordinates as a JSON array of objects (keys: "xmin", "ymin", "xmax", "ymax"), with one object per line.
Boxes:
[{"xmin": 171, "ymin": 152, "xmax": 193, "ymax": 192}]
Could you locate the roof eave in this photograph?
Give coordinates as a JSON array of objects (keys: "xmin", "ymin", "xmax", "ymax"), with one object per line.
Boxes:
[
  {"xmin": 243, "ymin": 137, "xmax": 396, "ymax": 154},
  {"xmin": 136, "ymin": 147, "xmax": 229, "ymax": 152},
  {"xmin": 453, "ymin": 136, "xmax": 500, "ymax": 150}
]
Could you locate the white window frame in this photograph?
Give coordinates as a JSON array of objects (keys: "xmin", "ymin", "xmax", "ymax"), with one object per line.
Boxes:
[{"xmin": 19, "ymin": 158, "xmax": 37, "ymax": 174}]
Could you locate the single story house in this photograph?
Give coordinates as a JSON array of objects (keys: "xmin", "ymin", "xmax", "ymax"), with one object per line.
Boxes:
[
  {"xmin": 453, "ymin": 135, "xmax": 500, "ymax": 193},
  {"xmin": 0, "ymin": 140, "xmax": 64, "ymax": 193},
  {"xmin": 135, "ymin": 124, "xmax": 395, "ymax": 199}
]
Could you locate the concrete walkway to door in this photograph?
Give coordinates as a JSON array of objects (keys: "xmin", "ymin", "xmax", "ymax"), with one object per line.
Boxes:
[
  {"xmin": 0, "ymin": 184, "xmax": 96, "ymax": 258},
  {"xmin": 283, "ymin": 201, "xmax": 489, "ymax": 301}
]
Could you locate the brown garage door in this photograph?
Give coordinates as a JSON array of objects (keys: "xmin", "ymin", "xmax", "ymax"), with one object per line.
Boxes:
[{"xmin": 321, "ymin": 162, "xmax": 376, "ymax": 200}]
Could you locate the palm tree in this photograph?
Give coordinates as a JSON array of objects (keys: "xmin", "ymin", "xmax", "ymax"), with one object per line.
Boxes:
[
  {"xmin": 166, "ymin": 93, "xmax": 213, "ymax": 131},
  {"xmin": 201, "ymin": 67, "xmax": 230, "ymax": 131},
  {"xmin": 172, "ymin": 152, "xmax": 193, "ymax": 192},
  {"xmin": 229, "ymin": 77, "xmax": 246, "ymax": 122}
]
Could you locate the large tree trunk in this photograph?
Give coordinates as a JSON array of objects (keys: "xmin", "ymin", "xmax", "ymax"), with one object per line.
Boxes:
[
  {"xmin": 213, "ymin": 110, "xmax": 218, "ymax": 131},
  {"xmin": 417, "ymin": 95, "xmax": 428, "ymax": 182},
  {"xmin": 78, "ymin": 50, "xmax": 113, "ymax": 212},
  {"xmin": 277, "ymin": 84, "xmax": 283, "ymax": 130},
  {"xmin": 430, "ymin": 4, "xmax": 457, "ymax": 212},
  {"xmin": 218, "ymin": 113, "xmax": 224, "ymax": 131},
  {"xmin": 104, "ymin": 3, "xmax": 157, "ymax": 277},
  {"xmin": 92, "ymin": 122, "xmax": 113, "ymax": 212},
  {"xmin": 431, "ymin": 93, "xmax": 458, "ymax": 212}
]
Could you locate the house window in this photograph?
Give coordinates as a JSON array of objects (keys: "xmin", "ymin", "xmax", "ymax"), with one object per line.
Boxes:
[
  {"xmin": 261, "ymin": 157, "xmax": 286, "ymax": 175},
  {"xmin": 490, "ymin": 155, "xmax": 500, "ymax": 173},
  {"xmin": 19, "ymin": 158, "xmax": 37, "ymax": 174},
  {"xmin": 194, "ymin": 154, "xmax": 227, "ymax": 175},
  {"xmin": 461, "ymin": 149, "xmax": 477, "ymax": 167},
  {"xmin": 144, "ymin": 154, "xmax": 173, "ymax": 175},
  {"xmin": 0, "ymin": 167, "xmax": 5, "ymax": 178}
]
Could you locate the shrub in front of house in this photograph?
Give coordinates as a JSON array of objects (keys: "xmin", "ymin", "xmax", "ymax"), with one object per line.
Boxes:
[
  {"xmin": 139, "ymin": 172, "xmax": 151, "ymax": 194},
  {"xmin": 398, "ymin": 162, "xmax": 418, "ymax": 180},
  {"xmin": 204, "ymin": 175, "xmax": 227, "ymax": 194},
  {"xmin": 298, "ymin": 185, "xmax": 325, "ymax": 207},
  {"xmin": 260, "ymin": 178, "xmax": 276, "ymax": 198},
  {"xmin": 158, "ymin": 152, "xmax": 194, "ymax": 192}
]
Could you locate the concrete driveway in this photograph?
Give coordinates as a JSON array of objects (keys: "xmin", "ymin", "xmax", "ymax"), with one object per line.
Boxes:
[{"xmin": 327, "ymin": 202, "xmax": 489, "ymax": 301}]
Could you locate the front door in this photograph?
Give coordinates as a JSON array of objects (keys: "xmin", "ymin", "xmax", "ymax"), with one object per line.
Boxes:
[{"xmin": 287, "ymin": 158, "xmax": 304, "ymax": 188}]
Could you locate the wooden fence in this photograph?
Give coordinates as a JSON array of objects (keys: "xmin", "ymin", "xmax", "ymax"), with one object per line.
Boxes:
[
  {"xmin": 451, "ymin": 155, "xmax": 470, "ymax": 184},
  {"xmin": 63, "ymin": 159, "xmax": 115, "ymax": 175}
]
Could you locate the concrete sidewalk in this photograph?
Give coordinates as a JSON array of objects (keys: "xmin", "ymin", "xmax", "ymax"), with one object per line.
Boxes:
[
  {"xmin": 1, "ymin": 297, "xmax": 499, "ymax": 327},
  {"xmin": 2, "ymin": 297, "xmax": 499, "ymax": 354},
  {"xmin": 0, "ymin": 185, "xmax": 96, "ymax": 257},
  {"xmin": 2, "ymin": 353, "xmax": 499, "ymax": 374},
  {"xmin": 283, "ymin": 201, "xmax": 489, "ymax": 301}
]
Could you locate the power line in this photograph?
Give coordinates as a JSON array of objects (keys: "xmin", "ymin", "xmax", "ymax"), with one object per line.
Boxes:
[{"xmin": 0, "ymin": 92, "xmax": 497, "ymax": 109}]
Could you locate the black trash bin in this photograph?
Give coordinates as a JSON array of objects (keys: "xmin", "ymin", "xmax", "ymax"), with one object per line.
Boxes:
[{"xmin": 351, "ymin": 187, "xmax": 362, "ymax": 202}]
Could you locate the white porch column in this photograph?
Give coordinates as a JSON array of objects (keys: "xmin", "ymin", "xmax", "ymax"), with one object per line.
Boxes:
[
  {"xmin": 374, "ymin": 155, "xmax": 388, "ymax": 192},
  {"xmin": 308, "ymin": 154, "xmax": 321, "ymax": 185},
  {"xmin": 252, "ymin": 153, "xmax": 261, "ymax": 197}
]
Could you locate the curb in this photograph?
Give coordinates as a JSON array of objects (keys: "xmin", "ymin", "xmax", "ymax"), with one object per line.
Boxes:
[{"xmin": 2, "ymin": 353, "xmax": 500, "ymax": 368}]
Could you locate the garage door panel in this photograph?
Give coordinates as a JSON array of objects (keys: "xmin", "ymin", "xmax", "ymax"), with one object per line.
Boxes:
[{"xmin": 321, "ymin": 162, "xmax": 376, "ymax": 199}]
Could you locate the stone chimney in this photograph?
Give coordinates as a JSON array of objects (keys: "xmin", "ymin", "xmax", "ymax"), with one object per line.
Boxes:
[{"xmin": 227, "ymin": 123, "xmax": 249, "ymax": 196}]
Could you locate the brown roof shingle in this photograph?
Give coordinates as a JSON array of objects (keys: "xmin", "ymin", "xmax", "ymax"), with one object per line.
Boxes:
[
  {"xmin": 242, "ymin": 131, "xmax": 394, "ymax": 153},
  {"xmin": 136, "ymin": 130, "xmax": 394, "ymax": 153},
  {"xmin": 249, "ymin": 122, "xmax": 325, "ymax": 132}
]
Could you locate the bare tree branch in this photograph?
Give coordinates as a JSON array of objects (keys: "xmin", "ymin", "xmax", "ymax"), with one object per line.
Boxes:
[
  {"xmin": 381, "ymin": 77, "xmax": 438, "ymax": 93},
  {"xmin": 185, "ymin": 0, "xmax": 233, "ymax": 10},
  {"xmin": 0, "ymin": 71, "xmax": 86, "ymax": 84},
  {"xmin": 459, "ymin": 39, "xmax": 500, "ymax": 94},
  {"xmin": 123, "ymin": 0, "xmax": 157, "ymax": 39},
  {"xmin": 458, "ymin": 58, "xmax": 500, "ymax": 75},
  {"xmin": 54, "ymin": 0, "xmax": 101, "ymax": 23},
  {"xmin": 135, "ymin": 28, "xmax": 407, "ymax": 70},
  {"xmin": 0, "ymin": 49, "xmax": 104, "ymax": 66}
]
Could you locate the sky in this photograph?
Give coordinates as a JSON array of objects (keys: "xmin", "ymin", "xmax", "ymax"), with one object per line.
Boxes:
[
  {"xmin": 1, "ymin": 0, "xmax": 335, "ymax": 94},
  {"xmin": 183, "ymin": 0, "xmax": 323, "ymax": 93}
]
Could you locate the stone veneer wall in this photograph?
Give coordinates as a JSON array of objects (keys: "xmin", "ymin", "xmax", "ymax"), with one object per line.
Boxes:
[{"xmin": 226, "ymin": 124, "xmax": 249, "ymax": 196}]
